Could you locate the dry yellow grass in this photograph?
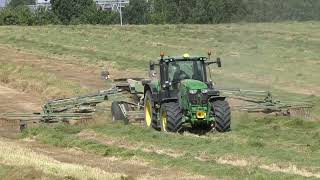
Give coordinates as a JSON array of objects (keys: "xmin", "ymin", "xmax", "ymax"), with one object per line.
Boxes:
[{"xmin": 0, "ymin": 138, "xmax": 121, "ymax": 179}]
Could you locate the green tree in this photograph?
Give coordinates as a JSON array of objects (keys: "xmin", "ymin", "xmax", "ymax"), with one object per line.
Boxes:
[
  {"xmin": 192, "ymin": 1, "xmax": 210, "ymax": 24},
  {"xmin": 33, "ymin": 7, "xmax": 60, "ymax": 25},
  {"xmin": 0, "ymin": 6, "xmax": 34, "ymax": 25},
  {"xmin": 50, "ymin": 0, "xmax": 96, "ymax": 24},
  {"xmin": 123, "ymin": 0, "xmax": 150, "ymax": 24}
]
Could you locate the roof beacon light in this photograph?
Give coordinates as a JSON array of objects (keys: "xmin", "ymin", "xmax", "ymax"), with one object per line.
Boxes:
[
  {"xmin": 208, "ymin": 51, "xmax": 212, "ymax": 59},
  {"xmin": 183, "ymin": 53, "xmax": 190, "ymax": 58},
  {"xmin": 160, "ymin": 51, "xmax": 165, "ymax": 60}
]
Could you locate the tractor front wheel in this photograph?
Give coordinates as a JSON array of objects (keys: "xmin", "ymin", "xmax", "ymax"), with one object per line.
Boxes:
[
  {"xmin": 160, "ymin": 102, "xmax": 183, "ymax": 133},
  {"xmin": 144, "ymin": 91, "xmax": 158, "ymax": 129},
  {"xmin": 211, "ymin": 100, "xmax": 231, "ymax": 132}
]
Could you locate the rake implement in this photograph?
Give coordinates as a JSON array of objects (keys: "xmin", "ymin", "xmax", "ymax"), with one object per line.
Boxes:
[{"xmin": 219, "ymin": 88, "xmax": 313, "ymax": 119}]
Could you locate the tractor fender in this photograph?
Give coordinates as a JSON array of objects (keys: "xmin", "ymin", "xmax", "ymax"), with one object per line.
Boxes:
[
  {"xmin": 209, "ymin": 96, "xmax": 226, "ymax": 102},
  {"xmin": 144, "ymin": 84, "xmax": 160, "ymax": 104},
  {"xmin": 143, "ymin": 80, "xmax": 159, "ymax": 94},
  {"xmin": 144, "ymin": 84, "xmax": 153, "ymax": 95},
  {"xmin": 161, "ymin": 97, "xmax": 178, "ymax": 104}
]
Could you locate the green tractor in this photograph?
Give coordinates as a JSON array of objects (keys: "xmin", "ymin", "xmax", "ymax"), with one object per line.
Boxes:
[{"xmin": 143, "ymin": 53, "xmax": 231, "ymax": 133}]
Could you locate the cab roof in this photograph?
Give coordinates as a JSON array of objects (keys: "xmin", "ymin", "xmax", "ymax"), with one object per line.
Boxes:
[{"xmin": 159, "ymin": 56, "xmax": 208, "ymax": 62}]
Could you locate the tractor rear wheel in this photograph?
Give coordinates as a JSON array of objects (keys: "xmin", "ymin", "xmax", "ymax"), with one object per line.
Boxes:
[
  {"xmin": 160, "ymin": 102, "xmax": 183, "ymax": 133},
  {"xmin": 144, "ymin": 91, "xmax": 158, "ymax": 129},
  {"xmin": 211, "ymin": 100, "xmax": 231, "ymax": 132},
  {"xmin": 111, "ymin": 101, "xmax": 126, "ymax": 121}
]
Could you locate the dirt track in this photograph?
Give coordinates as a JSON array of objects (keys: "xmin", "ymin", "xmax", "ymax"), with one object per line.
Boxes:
[
  {"xmin": 0, "ymin": 46, "xmax": 106, "ymax": 89},
  {"xmin": 0, "ymin": 84, "xmax": 41, "ymax": 137},
  {"xmin": 0, "ymin": 84, "xmax": 40, "ymax": 113},
  {"xmin": 0, "ymin": 46, "xmax": 146, "ymax": 90}
]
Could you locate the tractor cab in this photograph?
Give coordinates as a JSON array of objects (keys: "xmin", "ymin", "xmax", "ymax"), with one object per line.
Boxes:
[
  {"xmin": 166, "ymin": 56, "xmax": 206, "ymax": 84},
  {"xmin": 149, "ymin": 53, "xmax": 221, "ymax": 96}
]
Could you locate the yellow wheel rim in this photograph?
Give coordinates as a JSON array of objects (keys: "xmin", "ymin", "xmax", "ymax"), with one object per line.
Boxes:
[
  {"xmin": 145, "ymin": 99, "xmax": 152, "ymax": 127},
  {"xmin": 162, "ymin": 111, "xmax": 167, "ymax": 132}
]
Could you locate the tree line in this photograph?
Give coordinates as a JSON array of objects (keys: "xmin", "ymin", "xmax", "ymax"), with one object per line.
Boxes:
[{"xmin": 1, "ymin": 0, "xmax": 320, "ymax": 25}]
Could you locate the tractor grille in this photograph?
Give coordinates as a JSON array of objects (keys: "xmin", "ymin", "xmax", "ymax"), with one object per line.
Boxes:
[{"xmin": 189, "ymin": 91, "xmax": 208, "ymax": 105}]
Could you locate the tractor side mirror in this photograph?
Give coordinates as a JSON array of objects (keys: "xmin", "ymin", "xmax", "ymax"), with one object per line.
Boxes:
[
  {"xmin": 206, "ymin": 58, "xmax": 222, "ymax": 67},
  {"xmin": 150, "ymin": 63, "xmax": 155, "ymax": 71},
  {"xmin": 217, "ymin": 58, "xmax": 222, "ymax": 68}
]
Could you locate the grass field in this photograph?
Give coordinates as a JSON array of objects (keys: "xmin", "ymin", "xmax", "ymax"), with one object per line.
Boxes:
[
  {"xmin": 20, "ymin": 116, "xmax": 320, "ymax": 179},
  {"xmin": 0, "ymin": 22, "xmax": 320, "ymax": 94},
  {"xmin": 0, "ymin": 22, "xmax": 319, "ymax": 179},
  {"xmin": 0, "ymin": 22, "xmax": 319, "ymax": 114}
]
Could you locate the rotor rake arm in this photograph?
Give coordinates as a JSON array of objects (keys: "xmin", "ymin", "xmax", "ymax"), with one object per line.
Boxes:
[{"xmin": 219, "ymin": 88, "xmax": 314, "ymax": 118}]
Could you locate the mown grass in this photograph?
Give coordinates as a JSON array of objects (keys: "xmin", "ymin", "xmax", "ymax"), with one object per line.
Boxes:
[
  {"xmin": 0, "ymin": 23, "xmax": 319, "ymax": 117},
  {"xmin": 0, "ymin": 164, "xmax": 65, "ymax": 180},
  {"xmin": 0, "ymin": 62, "xmax": 90, "ymax": 101},
  {"xmin": 0, "ymin": 23, "xmax": 319, "ymax": 95},
  {"xmin": 93, "ymin": 115, "xmax": 320, "ymax": 168},
  {"xmin": 21, "ymin": 115, "xmax": 320, "ymax": 179},
  {"xmin": 0, "ymin": 137, "xmax": 120, "ymax": 179}
]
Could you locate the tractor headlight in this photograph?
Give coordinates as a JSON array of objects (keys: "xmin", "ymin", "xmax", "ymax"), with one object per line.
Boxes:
[
  {"xmin": 201, "ymin": 89, "xmax": 208, "ymax": 94},
  {"xmin": 189, "ymin": 90, "xmax": 198, "ymax": 94}
]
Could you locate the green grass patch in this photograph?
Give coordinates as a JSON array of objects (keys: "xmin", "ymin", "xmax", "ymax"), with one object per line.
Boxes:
[
  {"xmin": 92, "ymin": 116, "xmax": 320, "ymax": 168},
  {"xmin": 20, "ymin": 122, "xmax": 313, "ymax": 179},
  {"xmin": 0, "ymin": 164, "xmax": 12, "ymax": 178},
  {"xmin": 20, "ymin": 115, "xmax": 320, "ymax": 179}
]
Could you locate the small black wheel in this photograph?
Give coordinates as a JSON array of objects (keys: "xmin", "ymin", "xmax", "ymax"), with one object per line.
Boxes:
[
  {"xmin": 144, "ymin": 91, "xmax": 159, "ymax": 130},
  {"xmin": 111, "ymin": 101, "xmax": 126, "ymax": 121},
  {"xmin": 211, "ymin": 100, "xmax": 231, "ymax": 132},
  {"xmin": 160, "ymin": 102, "xmax": 183, "ymax": 133}
]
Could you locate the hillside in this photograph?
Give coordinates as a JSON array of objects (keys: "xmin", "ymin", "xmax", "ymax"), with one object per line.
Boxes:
[{"xmin": 0, "ymin": 23, "xmax": 319, "ymax": 179}]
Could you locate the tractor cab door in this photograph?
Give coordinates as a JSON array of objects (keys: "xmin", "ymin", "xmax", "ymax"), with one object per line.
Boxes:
[{"xmin": 192, "ymin": 60, "xmax": 206, "ymax": 82}]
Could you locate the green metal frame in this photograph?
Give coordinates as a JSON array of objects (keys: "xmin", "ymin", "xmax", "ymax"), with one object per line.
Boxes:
[{"xmin": 219, "ymin": 88, "xmax": 313, "ymax": 114}]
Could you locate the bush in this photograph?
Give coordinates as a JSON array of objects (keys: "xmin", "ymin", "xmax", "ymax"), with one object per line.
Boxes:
[
  {"xmin": 50, "ymin": 0, "xmax": 97, "ymax": 24},
  {"xmin": 0, "ymin": 6, "xmax": 34, "ymax": 25},
  {"xmin": 33, "ymin": 7, "xmax": 60, "ymax": 25},
  {"xmin": 240, "ymin": 0, "xmax": 320, "ymax": 22},
  {"xmin": 90, "ymin": 10, "xmax": 119, "ymax": 25},
  {"xmin": 2, "ymin": 0, "xmax": 320, "ymax": 26}
]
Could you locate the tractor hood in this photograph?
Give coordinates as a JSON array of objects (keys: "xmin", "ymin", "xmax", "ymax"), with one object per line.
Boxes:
[{"xmin": 180, "ymin": 79, "xmax": 208, "ymax": 90}]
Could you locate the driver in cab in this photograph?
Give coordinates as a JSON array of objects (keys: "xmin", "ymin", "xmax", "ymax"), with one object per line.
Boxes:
[{"xmin": 172, "ymin": 63, "xmax": 190, "ymax": 82}]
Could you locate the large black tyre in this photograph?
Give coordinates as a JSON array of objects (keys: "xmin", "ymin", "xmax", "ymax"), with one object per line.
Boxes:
[
  {"xmin": 211, "ymin": 100, "xmax": 231, "ymax": 132},
  {"xmin": 144, "ymin": 91, "xmax": 158, "ymax": 129},
  {"xmin": 111, "ymin": 101, "xmax": 126, "ymax": 121},
  {"xmin": 160, "ymin": 102, "xmax": 183, "ymax": 132}
]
